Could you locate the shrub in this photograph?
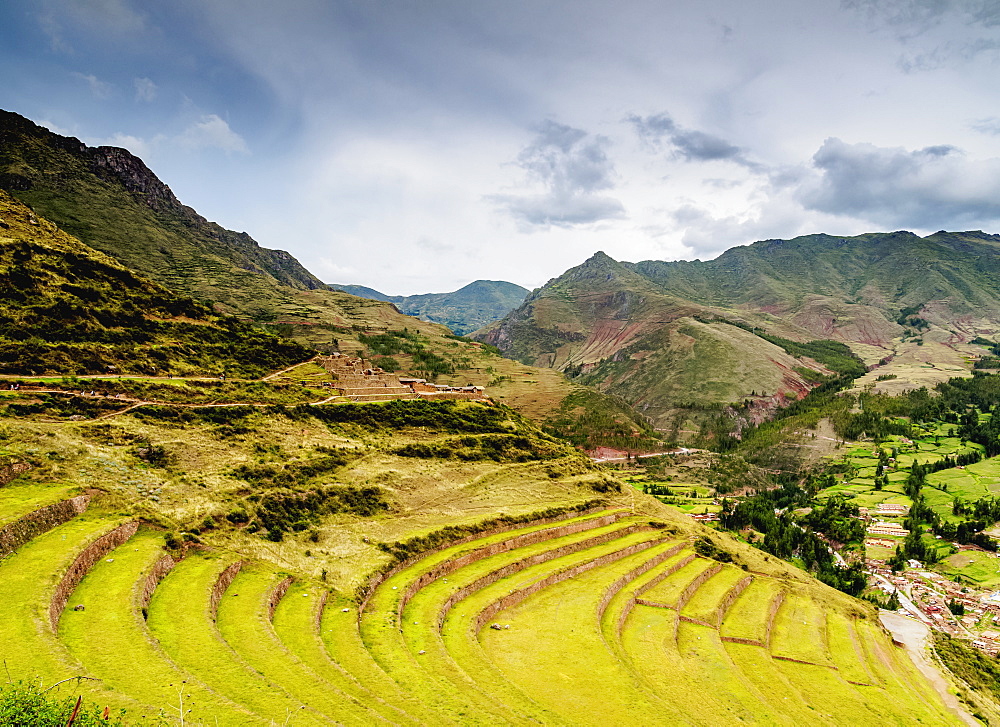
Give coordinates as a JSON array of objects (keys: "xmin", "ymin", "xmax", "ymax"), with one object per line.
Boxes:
[{"xmin": 0, "ymin": 679, "xmax": 163, "ymax": 725}]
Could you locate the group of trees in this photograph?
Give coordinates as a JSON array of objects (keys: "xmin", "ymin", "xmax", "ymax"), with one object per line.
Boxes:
[{"xmin": 719, "ymin": 488, "xmax": 867, "ymax": 596}]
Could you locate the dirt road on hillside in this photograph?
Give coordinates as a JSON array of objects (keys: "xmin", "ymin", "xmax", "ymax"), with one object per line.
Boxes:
[{"xmin": 879, "ymin": 611, "xmax": 977, "ymax": 726}]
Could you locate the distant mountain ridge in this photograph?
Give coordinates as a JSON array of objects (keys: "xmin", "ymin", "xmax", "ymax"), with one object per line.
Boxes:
[
  {"xmin": 329, "ymin": 279, "xmax": 528, "ymax": 335},
  {"xmin": 479, "ymin": 231, "xmax": 1000, "ymax": 429}
]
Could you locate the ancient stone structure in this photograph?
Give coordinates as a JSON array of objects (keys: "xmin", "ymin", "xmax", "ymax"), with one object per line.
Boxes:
[{"xmin": 315, "ymin": 354, "xmax": 487, "ymax": 403}]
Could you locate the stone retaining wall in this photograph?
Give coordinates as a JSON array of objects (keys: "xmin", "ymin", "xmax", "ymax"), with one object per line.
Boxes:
[
  {"xmin": 138, "ymin": 554, "xmax": 177, "ymax": 612},
  {"xmin": 0, "ymin": 461, "xmax": 32, "ymax": 486},
  {"xmin": 675, "ymin": 562, "xmax": 722, "ymax": 616},
  {"xmin": 356, "ymin": 506, "xmax": 613, "ymax": 613},
  {"xmin": 765, "ymin": 590, "xmax": 786, "ymax": 649},
  {"xmin": 772, "ymin": 654, "xmax": 838, "ymax": 670},
  {"xmin": 416, "ymin": 392, "xmax": 486, "ymax": 401},
  {"xmin": 715, "ymin": 575, "xmax": 753, "ymax": 627},
  {"xmin": 474, "ymin": 535, "xmax": 663, "ymax": 632},
  {"xmin": 594, "ymin": 542, "xmax": 688, "ymax": 629},
  {"xmin": 210, "ymin": 561, "xmax": 244, "ymax": 620},
  {"xmin": 437, "ymin": 523, "xmax": 648, "ymax": 630},
  {"xmin": 720, "ymin": 635, "xmax": 765, "ymax": 647},
  {"xmin": 316, "ymin": 590, "xmax": 330, "ymax": 630},
  {"xmin": 678, "ymin": 614, "xmax": 714, "ymax": 627},
  {"xmin": 0, "ymin": 495, "xmax": 91, "ymax": 558},
  {"xmin": 398, "ymin": 512, "xmax": 623, "ymax": 621},
  {"xmin": 49, "ymin": 520, "xmax": 139, "ymax": 630},
  {"xmin": 268, "ymin": 576, "xmax": 294, "ymax": 620},
  {"xmin": 618, "ymin": 554, "xmax": 695, "ymax": 634}
]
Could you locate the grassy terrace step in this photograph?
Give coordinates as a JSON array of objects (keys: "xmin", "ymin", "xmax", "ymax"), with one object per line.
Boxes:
[
  {"xmin": 147, "ymin": 552, "xmax": 326, "ymax": 725},
  {"xmin": 855, "ymin": 618, "xmax": 954, "ymax": 718},
  {"xmin": 437, "ymin": 530, "xmax": 673, "ymax": 724},
  {"xmin": 0, "ymin": 514, "xmax": 127, "ymax": 686},
  {"xmin": 0, "ymin": 483, "xmax": 77, "ymax": 526},
  {"xmin": 679, "ymin": 565, "xmax": 749, "ymax": 625},
  {"xmin": 598, "ymin": 547, "xmax": 694, "ymax": 650},
  {"xmin": 769, "ymin": 648, "xmax": 941, "ymax": 724},
  {"xmin": 769, "ymin": 591, "xmax": 833, "ymax": 667},
  {"xmin": 394, "ymin": 520, "xmax": 671, "ymax": 724},
  {"xmin": 477, "ymin": 545, "xmax": 691, "ymax": 725},
  {"xmin": 367, "ymin": 507, "xmax": 628, "ymax": 618},
  {"xmin": 724, "ymin": 592, "xmax": 956, "ymax": 725},
  {"xmin": 361, "ymin": 517, "xmax": 635, "ymax": 722},
  {"xmin": 58, "ymin": 528, "xmax": 260, "ymax": 725},
  {"xmin": 272, "ymin": 581, "xmax": 424, "ymax": 727},
  {"xmin": 217, "ymin": 564, "xmax": 391, "ymax": 725},
  {"xmin": 357, "ymin": 509, "xmax": 632, "ymax": 724},
  {"xmin": 718, "ymin": 578, "xmax": 783, "ymax": 645},
  {"xmin": 826, "ymin": 612, "xmax": 877, "ymax": 686},
  {"xmin": 319, "ymin": 592, "xmax": 445, "ymax": 725},
  {"xmin": 636, "ymin": 554, "xmax": 715, "ymax": 606}
]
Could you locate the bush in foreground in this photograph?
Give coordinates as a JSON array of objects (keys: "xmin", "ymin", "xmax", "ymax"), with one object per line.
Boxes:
[{"xmin": 0, "ymin": 680, "xmax": 164, "ymax": 726}]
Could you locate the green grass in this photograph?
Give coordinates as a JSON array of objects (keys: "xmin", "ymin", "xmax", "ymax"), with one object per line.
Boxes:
[
  {"xmin": 215, "ymin": 564, "xmax": 385, "ymax": 724},
  {"xmin": 679, "ymin": 565, "xmax": 747, "ymax": 624},
  {"xmin": 0, "ymin": 514, "xmax": 126, "ymax": 686},
  {"xmin": 640, "ymin": 556, "xmax": 715, "ymax": 605},
  {"xmin": 769, "ymin": 591, "xmax": 833, "ymax": 666},
  {"xmin": 365, "ymin": 520, "xmax": 663, "ymax": 723},
  {"xmin": 402, "ymin": 523, "xmax": 677, "ymax": 724},
  {"xmin": 935, "ymin": 549, "xmax": 1000, "ymax": 588},
  {"xmin": 318, "ymin": 593, "xmax": 443, "ymax": 724},
  {"xmin": 599, "ymin": 547, "xmax": 693, "ymax": 643},
  {"xmin": 270, "ymin": 581, "xmax": 422, "ymax": 726},
  {"xmin": 719, "ymin": 578, "xmax": 782, "ymax": 643},
  {"xmin": 0, "ymin": 482, "xmax": 78, "ymax": 526},
  {"xmin": 825, "ymin": 613, "xmax": 876, "ymax": 685},
  {"xmin": 477, "ymin": 547, "xmax": 685, "ymax": 725},
  {"xmin": 146, "ymin": 553, "xmax": 325, "ymax": 725},
  {"xmin": 58, "ymin": 528, "xmax": 257, "ymax": 725}
]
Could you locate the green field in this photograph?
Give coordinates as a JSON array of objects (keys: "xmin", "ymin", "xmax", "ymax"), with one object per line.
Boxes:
[{"xmin": 0, "ymin": 496, "xmax": 963, "ymax": 724}]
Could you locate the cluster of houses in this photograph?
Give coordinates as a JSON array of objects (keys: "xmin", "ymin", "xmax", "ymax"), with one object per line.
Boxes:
[
  {"xmin": 861, "ymin": 503, "xmax": 911, "ymax": 544},
  {"xmin": 871, "ymin": 563, "xmax": 1000, "ymax": 654}
]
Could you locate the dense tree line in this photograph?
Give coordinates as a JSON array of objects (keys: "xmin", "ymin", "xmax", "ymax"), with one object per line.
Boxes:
[{"xmin": 719, "ymin": 488, "xmax": 867, "ymax": 596}]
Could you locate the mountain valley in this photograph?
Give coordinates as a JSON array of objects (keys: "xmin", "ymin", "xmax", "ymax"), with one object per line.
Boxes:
[{"xmin": 4, "ymin": 106, "xmax": 1000, "ymax": 724}]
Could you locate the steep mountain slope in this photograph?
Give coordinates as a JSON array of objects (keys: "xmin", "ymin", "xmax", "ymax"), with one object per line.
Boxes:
[
  {"xmin": 331, "ymin": 279, "xmax": 529, "ymax": 335},
  {"xmin": 0, "ymin": 190, "xmax": 309, "ymax": 376},
  {"xmin": 329, "ymin": 284, "xmax": 396, "ymax": 302},
  {"xmin": 630, "ymin": 231, "xmax": 1000, "ymax": 345},
  {"xmin": 0, "ymin": 110, "xmax": 324, "ymax": 318},
  {"xmin": 0, "ymin": 109, "xmax": 657, "ymax": 443},
  {"xmin": 480, "ymin": 252, "xmax": 828, "ymax": 427},
  {"xmin": 481, "ymin": 232, "xmax": 1000, "ymax": 430}
]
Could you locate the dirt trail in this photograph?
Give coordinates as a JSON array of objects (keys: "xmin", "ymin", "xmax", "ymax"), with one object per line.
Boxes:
[{"xmin": 879, "ymin": 611, "xmax": 978, "ymax": 726}]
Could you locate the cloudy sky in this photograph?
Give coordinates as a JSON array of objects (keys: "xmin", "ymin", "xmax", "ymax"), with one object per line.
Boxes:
[{"xmin": 3, "ymin": 1, "xmax": 1000, "ymax": 294}]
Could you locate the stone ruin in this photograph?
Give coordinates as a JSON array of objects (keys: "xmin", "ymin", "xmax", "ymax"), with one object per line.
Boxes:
[{"xmin": 315, "ymin": 353, "xmax": 487, "ymax": 403}]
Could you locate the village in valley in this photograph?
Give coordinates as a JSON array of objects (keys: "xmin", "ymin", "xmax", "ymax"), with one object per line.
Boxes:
[{"xmin": 596, "ymin": 411, "xmax": 1000, "ymax": 658}]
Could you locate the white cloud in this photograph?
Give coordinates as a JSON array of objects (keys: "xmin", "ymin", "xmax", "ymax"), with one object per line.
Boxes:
[
  {"xmin": 175, "ymin": 115, "xmax": 248, "ymax": 154},
  {"xmin": 490, "ymin": 120, "xmax": 625, "ymax": 230},
  {"xmin": 133, "ymin": 77, "xmax": 157, "ymax": 102},
  {"xmin": 71, "ymin": 71, "xmax": 113, "ymax": 99},
  {"xmin": 797, "ymin": 137, "xmax": 1000, "ymax": 229}
]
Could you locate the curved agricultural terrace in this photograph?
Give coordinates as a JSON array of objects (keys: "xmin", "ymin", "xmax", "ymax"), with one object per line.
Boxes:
[{"xmin": 0, "ymin": 486, "xmax": 961, "ymax": 725}]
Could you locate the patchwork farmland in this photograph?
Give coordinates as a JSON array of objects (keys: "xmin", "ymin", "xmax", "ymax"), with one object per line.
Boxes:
[{"xmin": 0, "ymin": 482, "xmax": 959, "ymax": 725}]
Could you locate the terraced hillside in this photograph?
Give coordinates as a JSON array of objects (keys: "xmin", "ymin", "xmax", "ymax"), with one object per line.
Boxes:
[
  {"xmin": 0, "ymin": 123, "xmax": 658, "ymax": 445},
  {"xmin": 0, "ymin": 480, "xmax": 963, "ymax": 724}
]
